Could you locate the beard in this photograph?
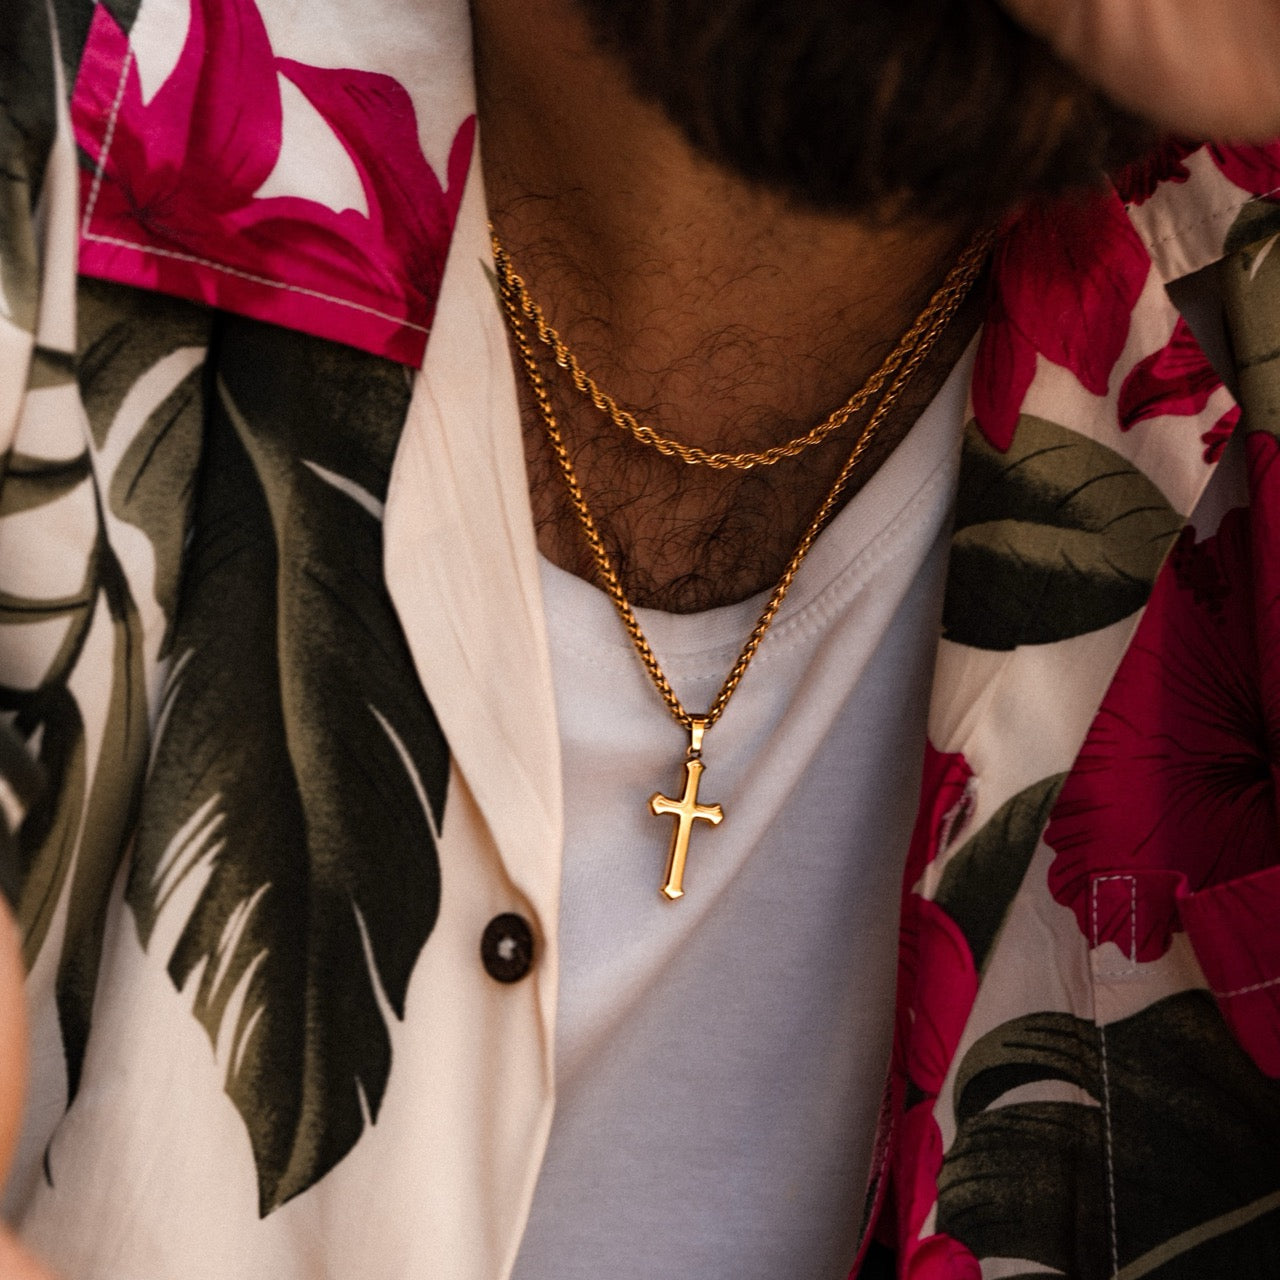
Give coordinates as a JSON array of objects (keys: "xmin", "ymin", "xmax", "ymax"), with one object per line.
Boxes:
[{"xmin": 574, "ymin": 0, "xmax": 1161, "ymax": 222}]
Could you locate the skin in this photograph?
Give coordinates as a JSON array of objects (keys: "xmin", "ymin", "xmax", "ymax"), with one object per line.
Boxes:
[
  {"xmin": 477, "ymin": 0, "xmax": 978, "ymax": 611},
  {"xmin": 480, "ymin": 0, "xmax": 1280, "ymax": 614},
  {"xmin": 1001, "ymin": 0, "xmax": 1280, "ymax": 139}
]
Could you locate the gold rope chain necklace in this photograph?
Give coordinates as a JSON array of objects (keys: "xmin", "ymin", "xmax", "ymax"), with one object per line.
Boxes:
[
  {"xmin": 491, "ymin": 227, "xmax": 992, "ymax": 900},
  {"xmin": 497, "ymin": 234, "xmax": 989, "ymax": 470}
]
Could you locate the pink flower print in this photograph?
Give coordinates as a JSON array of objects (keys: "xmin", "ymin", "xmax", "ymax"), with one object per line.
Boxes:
[
  {"xmin": 973, "ymin": 191, "xmax": 1152, "ymax": 451},
  {"xmin": 73, "ymin": 0, "xmax": 473, "ymax": 364},
  {"xmin": 1179, "ymin": 865, "xmax": 1280, "ymax": 1078},
  {"xmin": 1045, "ymin": 508, "xmax": 1280, "ymax": 961},
  {"xmin": 902, "ymin": 1233, "xmax": 982, "ymax": 1280},
  {"xmin": 903, "ymin": 744, "xmax": 974, "ymax": 889},
  {"xmin": 1118, "ymin": 317, "xmax": 1225, "ymax": 432},
  {"xmin": 255, "ymin": 61, "xmax": 474, "ymax": 328},
  {"xmin": 902, "ymin": 897, "xmax": 980, "ymax": 1097},
  {"xmin": 893, "ymin": 750, "xmax": 973, "ymax": 1092},
  {"xmin": 74, "ymin": 0, "xmax": 283, "ymax": 270},
  {"xmin": 895, "ymin": 1101, "xmax": 944, "ymax": 1250},
  {"xmin": 893, "ymin": 1106, "xmax": 983, "ymax": 1279},
  {"xmin": 1208, "ymin": 142, "xmax": 1280, "ymax": 199},
  {"xmin": 1112, "ymin": 138, "xmax": 1197, "ymax": 206},
  {"xmin": 1245, "ymin": 429, "xmax": 1280, "ymax": 710},
  {"xmin": 1202, "ymin": 406, "xmax": 1242, "ymax": 464}
]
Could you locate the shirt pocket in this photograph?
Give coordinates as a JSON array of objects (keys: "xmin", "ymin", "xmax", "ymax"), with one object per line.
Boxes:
[
  {"xmin": 1178, "ymin": 860, "xmax": 1280, "ymax": 1079},
  {"xmin": 1085, "ymin": 867, "xmax": 1280, "ymax": 1278}
]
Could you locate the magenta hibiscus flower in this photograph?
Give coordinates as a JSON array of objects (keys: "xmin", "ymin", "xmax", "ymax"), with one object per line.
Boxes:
[
  {"xmin": 897, "ymin": 1101, "xmax": 943, "ymax": 1237},
  {"xmin": 1179, "ymin": 864, "xmax": 1280, "ymax": 1077},
  {"xmin": 1112, "ymin": 137, "xmax": 1197, "ymax": 206},
  {"xmin": 73, "ymin": 0, "xmax": 473, "ymax": 364},
  {"xmin": 904, "ymin": 744, "xmax": 974, "ymax": 889},
  {"xmin": 902, "ymin": 1232, "xmax": 982, "ymax": 1280},
  {"xmin": 902, "ymin": 896, "xmax": 979, "ymax": 1097},
  {"xmin": 1207, "ymin": 142, "xmax": 1280, "ymax": 200},
  {"xmin": 1117, "ymin": 314, "xmax": 1241, "ymax": 461},
  {"xmin": 892, "ymin": 746, "xmax": 974, "ymax": 1081},
  {"xmin": 1201, "ymin": 406, "xmax": 1242, "ymax": 464},
  {"xmin": 892, "ymin": 1105, "xmax": 982, "ymax": 1279},
  {"xmin": 973, "ymin": 191, "xmax": 1152, "ymax": 451},
  {"xmin": 1118, "ymin": 317, "xmax": 1223, "ymax": 431},
  {"xmin": 1045, "ymin": 503, "xmax": 1280, "ymax": 961}
]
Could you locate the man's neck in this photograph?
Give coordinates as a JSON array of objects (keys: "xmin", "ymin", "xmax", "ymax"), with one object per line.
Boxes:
[{"xmin": 473, "ymin": 0, "xmax": 981, "ymax": 611}]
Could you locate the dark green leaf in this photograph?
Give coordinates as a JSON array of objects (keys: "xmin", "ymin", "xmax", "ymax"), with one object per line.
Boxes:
[
  {"xmin": 7, "ymin": 684, "xmax": 84, "ymax": 972},
  {"xmin": 0, "ymin": 451, "xmax": 92, "ymax": 517},
  {"xmin": 944, "ymin": 416, "xmax": 1183, "ymax": 649},
  {"xmin": 76, "ymin": 278, "xmax": 212, "ymax": 451},
  {"xmin": 127, "ymin": 319, "xmax": 447, "ymax": 1214},
  {"xmin": 939, "ymin": 1101, "xmax": 1107, "ymax": 1280},
  {"xmin": 935, "ymin": 773, "xmax": 1065, "ymax": 972},
  {"xmin": 0, "ymin": 0, "xmax": 59, "ymax": 331},
  {"xmin": 6, "ymin": 540, "xmax": 149, "ymax": 1100},
  {"xmin": 108, "ymin": 363, "xmax": 204, "ymax": 644},
  {"xmin": 25, "ymin": 347, "xmax": 76, "ymax": 390},
  {"xmin": 49, "ymin": 0, "xmax": 112, "ymax": 80},
  {"xmin": 1221, "ymin": 209, "xmax": 1280, "ymax": 441},
  {"xmin": 937, "ymin": 992, "xmax": 1280, "ymax": 1278},
  {"xmin": 1224, "ymin": 200, "xmax": 1280, "ymax": 258},
  {"xmin": 0, "ymin": 716, "xmax": 44, "ymax": 910},
  {"xmin": 0, "ymin": 283, "xmax": 208, "ymax": 1129},
  {"xmin": 953, "ymin": 1010, "xmax": 1102, "ymax": 1123}
]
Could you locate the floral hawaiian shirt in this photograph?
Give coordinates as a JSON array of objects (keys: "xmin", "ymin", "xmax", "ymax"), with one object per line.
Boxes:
[{"xmin": 1, "ymin": 0, "xmax": 1279, "ymax": 1277}]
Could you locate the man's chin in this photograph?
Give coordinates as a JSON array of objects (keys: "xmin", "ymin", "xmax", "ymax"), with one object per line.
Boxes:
[{"xmin": 578, "ymin": 0, "xmax": 1160, "ymax": 223}]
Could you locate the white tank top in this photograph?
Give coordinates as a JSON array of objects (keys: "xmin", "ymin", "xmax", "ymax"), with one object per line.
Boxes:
[{"xmin": 512, "ymin": 342, "xmax": 973, "ymax": 1280}]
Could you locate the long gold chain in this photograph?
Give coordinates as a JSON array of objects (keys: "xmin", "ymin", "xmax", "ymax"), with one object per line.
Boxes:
[
  {"xmin": 492, "ymin": 227, "xmax": 992, "ymax": 735},
  {"xmin": 494, "ymin": 232, "xmax": 992, "ymax": 470}
]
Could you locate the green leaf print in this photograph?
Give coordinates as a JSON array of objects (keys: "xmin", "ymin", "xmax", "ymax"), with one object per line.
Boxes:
[
  {"xmin": 0, "ymin": 723, "xmax": 42, "ymax": 909},
  {"xmin": 1221, "ymin": 206, "xmax": 1280, "ymax": 441},
  {"xmin": 78, "ymin": 279, "xmax": 213, "ymax": 453},
  {"xmin": 126, "ymin": 318, "xmax": 448, "ymax": 1215},
  {"xmin": 944, "ymin": 416, "xmax": 1183, "ymax": 650},
  {"xmin": 6, "ymin": 284, "xmax": 211, "ymax": 1112},
  {"xmin": 0, "ymin": 0, "xmax": 60, "ymax": 332},
  {"xmin": 0, "ymin": 451, "xmax": 92, "ymax": 518},
  {"xmin": 934, "ymin": 774, "xmax": 1065, "ymax": 972},
  {"xmin": 6, "ymin": 538, "xmax": 150, "ymax": 1099},
  {"xmin": 937, "ymin": 992, "xmax": 1280, "ymax": 1279},
  {"xmin": 1223, "ymin": 199, "xmax": 1280, "ymax": 259},
  {"xmin": 25, "ymin": 346, "xmax": 77, "ymax": 390}
]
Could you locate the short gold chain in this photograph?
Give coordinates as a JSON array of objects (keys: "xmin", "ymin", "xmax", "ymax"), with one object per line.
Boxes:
[
  {"xmin": 493, "ymin": 232, "xmax": 992, "ymax": 470},
  {"xmin": 492, "ymin": 228, "xmax": 991, "ymax": 733}
]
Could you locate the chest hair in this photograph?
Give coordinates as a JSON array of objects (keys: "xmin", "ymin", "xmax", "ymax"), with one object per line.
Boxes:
[{"xmin": 521, "ymin": 300, "xmax": 981, "ymax": 613}]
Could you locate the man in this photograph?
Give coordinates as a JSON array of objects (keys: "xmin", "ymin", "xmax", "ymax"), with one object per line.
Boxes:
[{"xmin": 1, "ymin": 0, "xmax": 1280, "ymax": 1276}]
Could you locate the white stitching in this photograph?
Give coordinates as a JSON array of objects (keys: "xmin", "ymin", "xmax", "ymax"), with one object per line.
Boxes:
[
  {"xmin": 79, "ymin": 37, "xmax": 430, "ymax": 337},
  {"xmin": 1091, "ymin": 875, "xmax": 1126, "ymax": 1280},
  {"xmin": 1097, "ymin": 1018, "xmax": 1121, "ymax": 1280},
  {"xmin": 1139, "ymin": 187, "xmax": 1280, "ymax": 250},
  {"xmin": 81, "ymin": 233, "xmax": 432, "ymax": 332},
  {"xmin": 1214, "ymin": 971, "xmax": 1280, "ymax": 1000},
  {"xmin": 80, "ymin": 44, "xmax": 134, "ymax": 237},
  {"xmin": 1091, "ymin": 873, "xmax": 1139, "ymax": 977}
]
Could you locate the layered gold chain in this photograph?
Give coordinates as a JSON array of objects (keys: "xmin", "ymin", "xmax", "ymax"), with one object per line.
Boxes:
[
  {"xmin": 495, "ymin": 232, "xmax": 991, "ymax": 470},
  {"xmin": 491, "ymin": 227, "xmax": 992, "ymax": 735}
]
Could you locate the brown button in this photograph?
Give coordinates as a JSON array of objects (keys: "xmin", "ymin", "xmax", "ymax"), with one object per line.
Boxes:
[{"xmin": 481, "ymin": 913, "xmax": 535, "ymax": 983}]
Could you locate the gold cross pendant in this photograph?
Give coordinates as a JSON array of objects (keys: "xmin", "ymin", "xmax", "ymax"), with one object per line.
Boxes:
[{"xmin": 649, "ymin": 719, "xmax": 724, "ymax": 901}]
